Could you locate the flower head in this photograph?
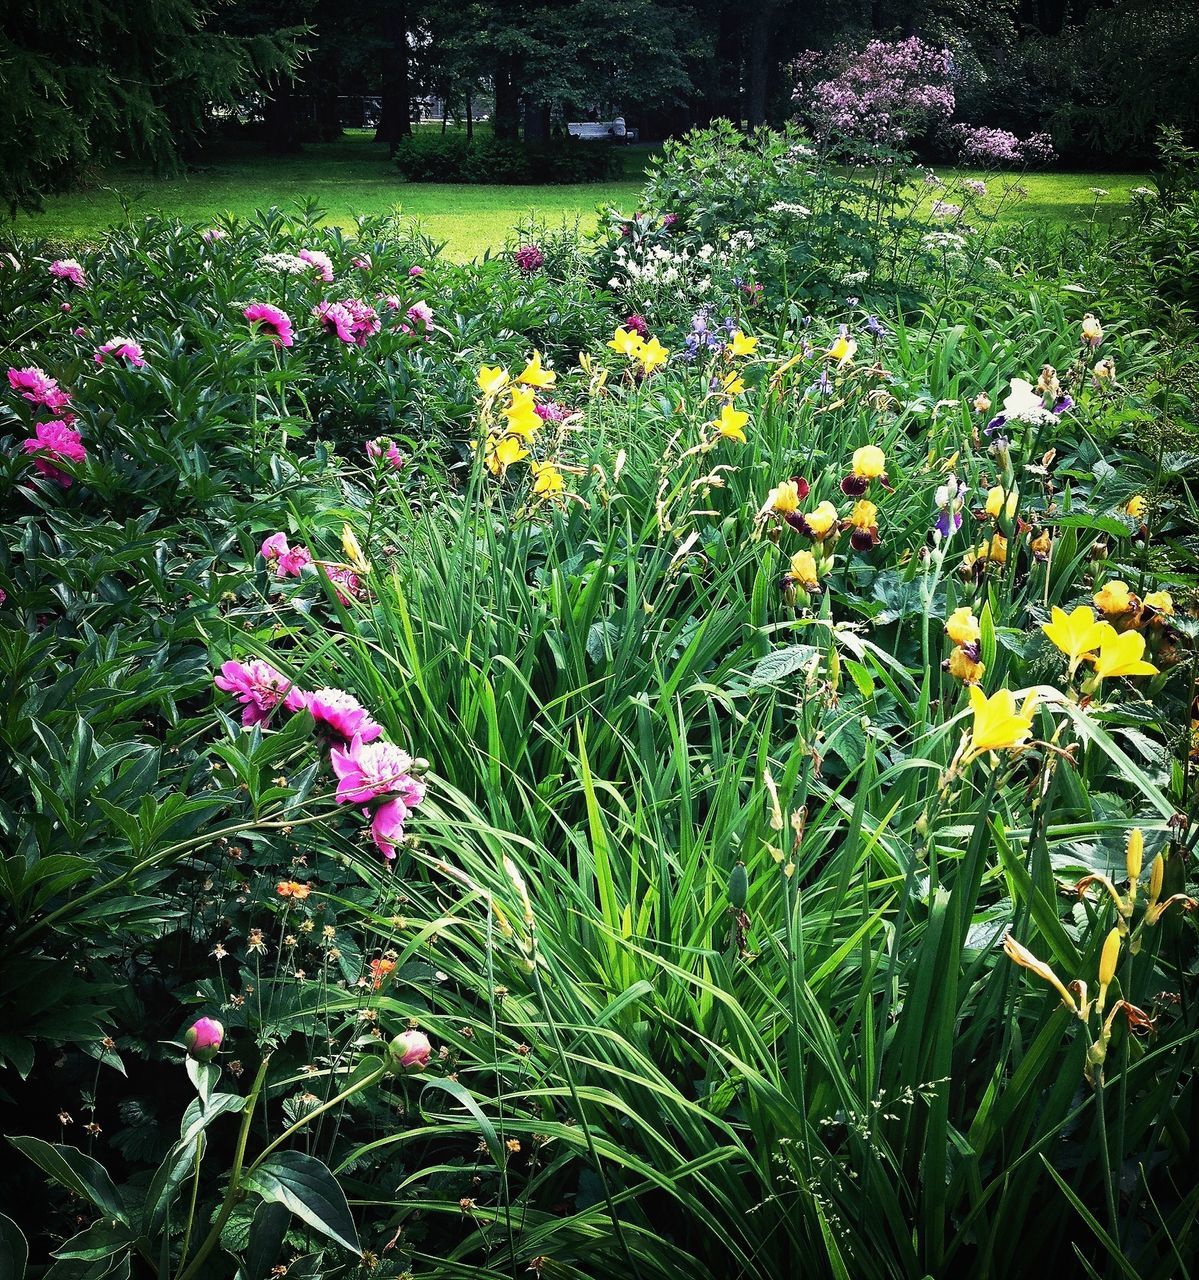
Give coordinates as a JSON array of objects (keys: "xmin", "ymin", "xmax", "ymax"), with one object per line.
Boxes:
[
  {"xmin": 518, "ymin": 351, "xmax": 556, "ymax": 388},
  {"xmin": 21, "ymin": 420, "xmax": 87, "ymax": 487},
  {"xmin": 1090, "ymin": 629, "xmax": 1158, "ymax": 681},
  {"xmin": 1093, "ymin": 580, "xmax": 1135, "ymax": 618},
  {"xmin": 946, "ymin": 606, "xmax": 980, "ymax": 647},
  {"xmin": 514, "ymin": 245, "xmax": 544, "ymax": 274},
  {"xmin": 298, "ymin": 248, "xmax": 334, "ymax": 282},
  {"xmin": 330, "ymin": 736, "xmax": 420, "ymax": 805},
  {"xmin": 301, "ymin": 688, "xmax": 383, "ymax": 743},
  {"xmin": 965, "ymin": 686, "xmax": 1036, "ymax": 759},
  {"xmin": 314, "ymin": 300, "xmax": 356, "ymax": 343},
  {"xmin": 214, "ymin": 659, "xmax": 306, "ymax": 727},
  {"xmin": 94, "ymin": 338, "xmax": 146, "ymax": 368},
  {"xmin": 712, "ymin": 403, "xmax": 749, "ymax": 443},
  {"xmin": 728, "ymin": 329, "xmax": 758, "ymax": 357},
  {"xmin": 386, "ymin": 1029, "xmax": 432, "ymax": 1073},
  {"xmin": 1081, "ymin": 314, "xmax": 1103, "ymax": 348},
  {"xmin": 49, "ymin": 259, "xmax": 86, "ymax": 288},
  {"xmin": 1042, "ymin": 605, "xmax": 1108, "ymax": 666},
  {"xmin": 184, "ymin": 1017, "xmax": 224, "ymax": 1062},
  {"xmin": 366, "ymin": 437, "xmax": 404, "ymax": 470},
  {"xmin": 244, "ymin": 303, "xmax": 294, "ymax": 347}
]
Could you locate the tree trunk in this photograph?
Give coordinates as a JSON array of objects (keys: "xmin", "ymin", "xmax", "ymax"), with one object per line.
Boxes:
[
  {"xmin": 523, "ymin": 99, "xmax": 550, "ymax": 144},
  {"xmin": 493, "ymin": 58, "xmax": 521, "ymax": 140},
  {"xmin": 263, "ymin": 76, "xmax": 301, "ymax": 153},
  {"xmin": 466, "ymin": 93, "xmax": 474, "ymax": 141},
  {"xmin": 376, "ymin": 0, "xmax": 411, "ymax": 157},
  {"xmin": 745, "ymin": 0, "xmax": 778, "ymax": 128}
]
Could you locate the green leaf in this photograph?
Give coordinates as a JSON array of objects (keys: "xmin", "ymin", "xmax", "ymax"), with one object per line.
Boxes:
[
  {"xmin": 239, "ymin": 1200, "xmax": 290, "ymax": 1280},
  {"xmin": 51, "ymin": 1220, "xmax": 134, "ymax": 1262},
  {"xmin": 0, "ymin": 1211, "xmax": 29, "ymax": 1280},
  {"xmin": 6, "ymin": 1138, "xmax": 128, "ymax": 1226},
  {"xmin": 240, "ymin": 1152, "xmax": 359, "ymax": 1255}
]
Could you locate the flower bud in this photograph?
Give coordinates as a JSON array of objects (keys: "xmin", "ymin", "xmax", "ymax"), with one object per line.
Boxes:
[
  {"xmin": 184, "ymin": 1017, "xmax": 224, "ymax": 1062},
  {"xmin": 729, "ymin": 862, "xmax": 748, "ymax": 910},
  {"xmin": 1125, "ymin": 829, "xmax": 1144, "ymax": 886},
  {"xmin": 1147, "ymin": 854, "xmax": 1164, "ymax": 909},
  {"xmin": 1098, "ymin": 927, "xmax": 1121, "ymax": 988},
  {"xmin": 386, "ymin": 1029, "xmax": 432, "ymax": 1075}
]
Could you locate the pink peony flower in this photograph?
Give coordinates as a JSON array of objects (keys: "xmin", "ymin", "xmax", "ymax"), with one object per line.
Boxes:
[
  {"xmin": 299, "ymin": 248, "xmax": 334, "ymax": 283},
  {"xmin": 330, "ymin": 736, "xmax": 419, "ymax": 805},
  {"xmin": 260, "ymin": 531, "xmax": 291, "ymax": 561},
  {"xmin": 342, "ymin": 298, "xmax": 380, "ymax": 346},
  {"xmin": 514, "ymin": 245, "xmax": 544, "ymax": 274},
  {"xmin": 21, "ymin": 420, "xmax": 86, "ymax": 487},
  {"xmin": 244, "ymin": 302, "xmax": 294, "ymax": 347},
  {"xmin": 313, "ymin": 300, "xmax": 355, "ymax": 343},
  {"xmin": 352, "ymin": 254, "xmax": 372, "ymax": 271},
  {"xmin": 49, "ymin": 259, "xmax": 86, "ymax": 288},
  {"xmin": 318, "ymin": 562, "xmax": 362, "ymax": 606},
  {"xmin": 406, "ymin": 300, "xmax": 433, "ymax": 328},
  {"xmin": 378, "ymin": 293, "xmax": 402, "ymax": 311},
  {"xmin": 184, "ymin": 1017, "xmax": 224, "ymax": 1061},
  {"xmin": 408, "ymin": 265, "xmax": 424, "ymax": 278},
  {"xmin": 301, "ymin": 687, "xmax": 383, "ymax": 743},
  {"xmin": 214, "ymin": 659, "xmax": 305, "ymax": 727},
  {"xmin": 8, "ymin": 366, "xmax": 72, "ymax": 415},
  {"xmin": 624, "ymin": 313, "xmax": 650, "ymax": 338},
  {"xmin": 94, "ymin": 338, "xmax": 146, "ymax": 368},
  {"xmin": 366, "ymin": 437, "xmax": 404, "ymax": 470},
  {"xmin": 369, "ymin": 796, "xmax": 411, "ymax": 858},
  {"xmin": 386, "ymin": 1028, "xmax": 431, "ymax": 1071},
  {"xmin": 201, "ymin": 228, "xmax": 226, "ymax": 243},
  {"xmin": 534, "ymin": 401, "xmax": 569, "ymax": 423}
]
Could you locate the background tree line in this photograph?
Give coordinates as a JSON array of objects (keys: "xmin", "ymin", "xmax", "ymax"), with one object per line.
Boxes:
[{"xmin": 3, "ymin": 0, "xmax": 1198, "ymax": 212}]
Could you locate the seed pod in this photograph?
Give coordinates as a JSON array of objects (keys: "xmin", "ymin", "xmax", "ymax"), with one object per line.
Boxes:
[{"xmin": 729, "ymin": 861, "xmax": 748, "ymax": 910}]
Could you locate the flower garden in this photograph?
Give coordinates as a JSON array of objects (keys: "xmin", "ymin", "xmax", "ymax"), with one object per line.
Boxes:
[{"xmin": 1, "ymin": 112, "xmax": 1198, "ymax": 1280}]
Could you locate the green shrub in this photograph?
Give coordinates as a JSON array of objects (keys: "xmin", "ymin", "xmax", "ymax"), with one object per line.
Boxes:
[{"xmin": 394, "ymin": 133, "xmax": 620, "ymax": 184}]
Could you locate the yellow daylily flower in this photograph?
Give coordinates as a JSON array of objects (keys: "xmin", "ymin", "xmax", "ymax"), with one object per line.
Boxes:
[
  {"xmin": 946, "ymin": 606, "xmax": 981, "ymax": 647},
  {"xmin": 477, "ymin": 365, "xmax": 509, "ymax": 397},
  {"xmin": 713, "ymin": 403, "xmax": 749, "ymax": 443},
  {"xmin": 1124, "ymin": 494, "xmax": 1147, "ymax": 520},
  {"xmin": 721, "ymin": 370, "xmax": 746, "ymax": 397},
  {"xmin": 1090, "ymin": 628, "xmax": 1159, "ymax": 681},
  {"xmin": 531, "ymin": 460, "xmax": 565, "ymax": 497},
  {"xmin": 828, "ymin": 334, "xmax": 857, "ymax": 365},
  {"xmin": 1041, "ymin": 605, "xmax": 1108, "ymax": 666},
  {"xmin": 607, "ymin": 327, "xmax": 644, "ymax": 357},
  {"xmin": 485, "ymin": 434, "xmax": 530, "ymax": 476},
  {"xmin": 729, "ymin": 329, "xmax": 758, "ymax": 357},
  {"xmin": 341, "ymin": 524, "xmax": 371, "ymax": 574},
  {"xmin": 985, "ymin": 485, "xmax": 1018, "ymax": 520},
  {"xmin": 965, "ymin": 685, "xmax": 1036, "ymax": 758},
  {"xmin": 518, "ymin": 350, "xmax": 556, "ymax": 388},
  {"xmin": 636, "ymin": 336, "xmax": 670, "ymax": 374}
]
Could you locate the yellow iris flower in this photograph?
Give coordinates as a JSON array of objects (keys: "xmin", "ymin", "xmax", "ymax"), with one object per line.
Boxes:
[{"xmin": 946, "ymin": 606, "xmax": 980, "ymax": 647}]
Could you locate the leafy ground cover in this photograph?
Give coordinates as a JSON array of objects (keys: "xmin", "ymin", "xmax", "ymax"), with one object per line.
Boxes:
[
  {"xmin": 7, "ymin": 131, "xmax": 1146, "ymax": 259},
  {"xmin": 0, "ymin": 125, "xmax": 1195, "ymax": 1279}
]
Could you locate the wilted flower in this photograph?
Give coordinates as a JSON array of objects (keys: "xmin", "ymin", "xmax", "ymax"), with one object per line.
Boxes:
[
  {"xmin": 1081, "ymin": 314, "xmax": 1103, "ymax": 348},
  {"xmin": 972, "ymin": 392, "xmax": 991, "ymax": 414}
]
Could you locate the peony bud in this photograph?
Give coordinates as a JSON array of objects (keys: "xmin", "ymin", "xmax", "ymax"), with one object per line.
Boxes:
[
  {"xmin": 184, "ymin": 1017, "xmax": 224, "ymax": 1062},
  {"xmin": 386, "ymin": 1029, "xmax": 432, "ymax": 1075}
]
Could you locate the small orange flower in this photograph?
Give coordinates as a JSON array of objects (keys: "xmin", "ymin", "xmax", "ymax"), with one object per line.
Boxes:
[
  {"xmin": 276, "ymin": 880, "xmax": 311, "ymax": 900},
  {"xmin": 369, "ymin": 957, "xmax": 397, "ymax": 989}
]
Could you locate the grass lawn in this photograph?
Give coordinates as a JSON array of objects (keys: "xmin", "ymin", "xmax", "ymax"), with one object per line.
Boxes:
[{"xmin": 4, "ymin": 131, "xmax": 1147, "ymax": 260}]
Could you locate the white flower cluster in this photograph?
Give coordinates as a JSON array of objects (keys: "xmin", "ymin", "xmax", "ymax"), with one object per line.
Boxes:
[
  {"xmin": 259, "ymin": 252, "xmax": 311, "ymax": 275},
  {"xmin": 769, "ymin": 202, "xmax": 812, "ymax": 217},
  {"xmin": 921, "ymin": 231, "xmax": 970, "ymax": 254}
]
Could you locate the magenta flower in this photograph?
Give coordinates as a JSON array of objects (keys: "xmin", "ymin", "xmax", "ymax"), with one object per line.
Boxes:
[
  {"xmin": 301, "ymin": 688, "xmax": 383, "ymax": 743},
  {"xmin": 352, "ymin": 254, "xmax": 372, "ymax": 271},
  {"xmin": 378, "ymin": 293, "xmax": 402, "ymax": 311},
  {"xmin": 94, "ymin": 338, "xmax": 146, "ymax": 368},
  {"xmin": 8, "ymin": 366, "xmax": 72, "ymax": 415},
  {"xmin": 214, "ymin": 659, "xmax": 305, "ymax": 727},
  {"xmin": 370, "ymin": 797, "xmax": 411, "ymax": 858},
  {"xmin": 184, "ymin": 1017, "xmax": 224, "ymax": 1061},
  {"xmin": 408, "ymin": 265, "xmax": 424, "ymax": 278},
  {"xmin": 314, "ymin": 301, "xmax": 355, "ymax": 343},
  {"xmin": 330, "ymin": 736, "xmax": 418, "ymax": 804},
  {"xmin": 49, "ymin": 259, "xmax": 86, "ymax": 288},
  {"xmin": 299, "ymin": 248, "xmax": 334, "ymax": 283},
  {"xmin": 21, "ymin": 420, "xmax": 86, "ymax": 487},
  {"xmin": 342, "ymin": 298, "xmax": 380, "ymax": 345},
  {"xmin": 406, "ymin": 300, "xmax": 434, "ymax": 329},
  {"xmin": 201, "ymin": 228, "xmax": 226, "ymax": 244},
  {"xmin": 244, "ymin": 303, "xmax": 294, "ymax": 348},
  {"xmin": 624, "ymin": 313, "xmax": 650, "ymax": 338},
  {"xmin": 514, "ymin": 245, "xmax": 544, "ymax": 274},
  {"xmin": 259, "ymin": 532, "xmax": 312, "ymax": 577},
  {"xmin": 366, "ymin": 437, "xmax": 404, "ymax": 470},
  {"xmin": 534, "ymin": 401, "xmax": 569, "ymax": 423},
  {"xmin": 386, "ymin": 1028, "xmax": 431, "ymax": 1072}
]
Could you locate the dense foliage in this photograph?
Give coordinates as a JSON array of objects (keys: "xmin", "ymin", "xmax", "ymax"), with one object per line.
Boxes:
[{"xmin": 0, "ymin": 125, "xmax": 1196, "ymax": 1279}]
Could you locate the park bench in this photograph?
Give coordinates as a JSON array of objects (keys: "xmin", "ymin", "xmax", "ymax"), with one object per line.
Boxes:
[{"xmin": 567, "ymin": 121, "xmax": 639, "ymax": 143}]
